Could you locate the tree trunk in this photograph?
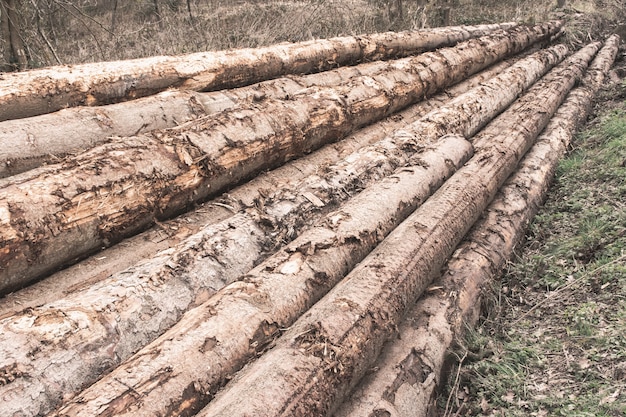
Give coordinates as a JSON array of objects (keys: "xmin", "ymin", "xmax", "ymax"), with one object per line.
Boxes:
[
  {"xmin": 194, "ymin": 42, "xmax": 599, "ymax": 417},
  {"xmin": 0, "ymin": 56, "xmax": 516, "ymax": 319},
  {"xmin": 0, "ymin": 0, "xmax": 11, "ymax": 70},
  {"xmin": 41, "ymin": 44, "xmax": 570, "ymax": 417},
  {"xmin": 0, "ymin": 50, "xmax": 514, "ymax": 178},
  {"xmin": 0, "ymin": 24, "xmax": 558, "ymax": 295},
  {"xmin": 0, "ymin": 21, "xmax": 531, "ymax": 121},
  {"xmin": 334, "ymin": 36, "xmax": 619, "ymax": 417},
  {"xmin": 110, "ymin": 0, "xmax": 118, "ymax": 35},
  {"xmin": 0, "ymin": 0, "xmax": 26, "ymax": 70},
  {"xmin": 45, "ymin": 135, "xmax": 472, "ymax": 417}
]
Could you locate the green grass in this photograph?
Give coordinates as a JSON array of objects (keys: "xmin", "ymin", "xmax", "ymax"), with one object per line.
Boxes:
[{"xmin": 439, "ymin": 97, "xmax": 626, "ymax": 416}]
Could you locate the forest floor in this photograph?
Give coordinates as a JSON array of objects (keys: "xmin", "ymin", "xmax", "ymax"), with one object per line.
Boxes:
[{"xmin": 435, "ymin": 60, "xmax": 626, "ymax": 416}]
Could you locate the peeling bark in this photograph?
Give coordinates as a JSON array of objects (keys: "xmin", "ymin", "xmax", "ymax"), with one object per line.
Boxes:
[
  {"xmin": 0, "ymin": 55, "xmax": 514, "ymax": 317},
  {"xmin": 0, "ymin": 22, "xmax": 519, "ymax": 121},
  {"xmin": 0, "ymin": 22, "xmax": 560, "ymax": 294},
  {"xmin": 333, "ymin": 36, "xmax": 619, "ymax": 417},
  {"xmin": 48, "ymin": 135, "xmax": 472, "ymax": 417},
  {"xmin": 0, "ymin": 51, "xmax": 514, "ymax": 179},
  {"xmin": 194, "ymin": 42, "xmax": 599, "ymax": 417},
  {"xmin": 44, "ymin": 42, "xmax": 575, "ymax": 417}
]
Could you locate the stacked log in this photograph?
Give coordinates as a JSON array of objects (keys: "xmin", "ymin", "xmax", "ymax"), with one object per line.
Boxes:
[
  {"xmin": 334, "ymin": 35, "xmax": 620, "ymax": 417},
  {"xmin": 0, "ymin": 22, "xmax": 560, "ymax": 294},
  {"xmin": 0, "ymin": 57, "xmax": 517, "ymax": 318},
  {"xmin": 0, "ymin": 22, "xmax": 518, "ymax": 121},
  {"xmin": 1, "ymin": 42, "xmax": 572, "ymax": 417},
  {"xmin": 0, "ymin": 21, "xmax": 619, "ymax": 417}
]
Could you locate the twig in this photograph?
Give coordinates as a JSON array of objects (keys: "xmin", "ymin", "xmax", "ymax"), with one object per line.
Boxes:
[
  {"xmin": 443, "ymin": 350, "xmax": 468, "ymax": 417},
  {"xmin": 50, "ymin": 0, "xmax": 108, "ymax": 59},
  {"xmin": 31, "ymin": 0, "xmax": 61, "ymax": 64}
]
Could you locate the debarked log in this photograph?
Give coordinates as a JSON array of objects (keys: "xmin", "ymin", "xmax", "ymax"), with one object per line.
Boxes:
[
  {"xmin": 192, "ymin": 42, "xmax": 599, "ymax": 417},
  {"xmin": 0, "ymin": 42, "xmax": 576, "ymax": 417},
  {"xmin": 333, "ymin": 35, "xmax": 620, "ymax": 417},
  {"xmin": 0, "ymin": 22, "xmax": 519, "ymax": 121},
  {"xmin": 0, "ymin": 22, "xmax": 560, "ymax": 294},
  {"xmin": 45, "ymin": 41, "xmax": 590, "ymax": 417}
]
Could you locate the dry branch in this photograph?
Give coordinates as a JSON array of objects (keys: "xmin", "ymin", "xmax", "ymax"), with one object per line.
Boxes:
[
  {"xmin": 0, "ymin": 22, "xmax": 560, "ymax": 294},
  {"xmin": 0, "ymin": 58, "xmax": 517, "ymax": 319},
  {"xmin": 194, "ymin": 42, "xmax": 599, "ymax": 417},
  {"xmin": 333, "ymin": 35, "xmax": 620, "ymax": 417},
  {"xmin": 45, "ymin": 43, "xmax": 571, "ymax": 417},
  {"xmin": 0, "ymin": 22, "xmax": 518, "ymax": 121}
]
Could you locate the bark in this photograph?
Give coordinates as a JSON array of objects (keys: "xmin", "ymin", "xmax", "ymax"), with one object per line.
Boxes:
[
  {"xmin": 0, "ymin": 51, "xmax": 514, "ymax": 179},
  {"xmin": 0, "ymin": 22, "xmax": 521, "ymax": 121},
  {"xmin": 45, "ymin": 44, "xmax": 571, "ymax": 417},
  {"xmin": 333, "ymin": 36, "xmax": 619, "ymax": 417},
  {"xmin": 195, "ymin": 42, "xmax": 599, "ymax": 417},
  {"xmin": 0, "ymin": 22, "xmax": 560, "ymax": 294},
  {"xmin": 0, "ymin": 57, "xmax": 515, "ymax": 318},
  {"xmin": 0, "ymin": 49, "xmax": 532, "ymax": 415},
  {"xmin": 46, "ymin": 135, "xmax": 472, "ymax": 417}
]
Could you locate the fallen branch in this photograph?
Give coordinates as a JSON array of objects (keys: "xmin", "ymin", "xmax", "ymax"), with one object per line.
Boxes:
[{"xmin": 0, "ymin": 22, "xmax": 518, "ymax": 121}]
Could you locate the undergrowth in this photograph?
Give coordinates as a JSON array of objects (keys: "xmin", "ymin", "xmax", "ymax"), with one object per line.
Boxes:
[
  {"xmin": 2, "ymin": 0, "xmax": 625, "ymax": 68},
  {"xmin": 439, "ymin": 83, "xmax": 626, "ymax": 416}
]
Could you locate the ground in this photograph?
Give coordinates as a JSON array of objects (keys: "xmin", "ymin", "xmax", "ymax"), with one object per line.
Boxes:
[{"xmin": 436, "ymin": 60, "xmax": 626, "ymax": 416}]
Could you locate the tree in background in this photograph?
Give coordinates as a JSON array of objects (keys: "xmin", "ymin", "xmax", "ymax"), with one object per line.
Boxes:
[{"xmin": 0, "ymin": 0, "xmax": 27, "ymax": 70}]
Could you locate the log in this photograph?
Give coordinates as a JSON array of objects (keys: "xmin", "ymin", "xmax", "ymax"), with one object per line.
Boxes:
[
  {"xmin": 46, "ymin": 135, "xmax": 472, "ymax": 417},
  {"xmin": 0, "ymin": 48, "xmax": 512, "ymax": 179},
  {"xmin": 333, "ymin": 35, "xmax": 620, "ymax": 417},
  {"xmin": 0, "ymin": 58, "xmax": 518, "ymax": 319},
  {"xmin": 194, "ymin": 42, "xmax": 599, "ymax": 417},
  {"xmin": 0, "ymin": 23, "xmax": 519, "ymax": 122},
  {"xmin": 0, "ymin": 22, "xmax": 560, "ymax": 294},
  {"xmin": 46, "ymin": 43, "xmax": 571, "ymax": 417},
  {"xmin": 0, "ymin": 47, "xmax": 539, "ymax": 415}
]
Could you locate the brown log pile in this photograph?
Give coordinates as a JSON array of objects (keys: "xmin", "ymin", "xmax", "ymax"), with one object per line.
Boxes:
[{"xmin": 0, "ymin": 21, "xmax": 619, "ymax": 417}]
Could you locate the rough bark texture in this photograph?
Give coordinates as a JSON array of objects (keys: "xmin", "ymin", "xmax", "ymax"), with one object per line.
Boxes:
[
  {"xmin": 0, "ymin": 56, "xmax": 514, "ymax": 318},
  {"xmin": 193, "ymin": 42, "xmax": 599, "ymax": 417},
  {"xmin": 0, "ymin": 22, "xmax": 560, "ymax": 295},
  {"xmin": 48, "ymin": 135, "xmax": 471, "ymax": 417},
  {"xmin": 0, "ymin": 22, "xmax": 518, "ymax": 121},
  {"xmin": 43, "ymin": 42, "xmax": 575, "ymax": 417},
  {"xmin": 0, "ymin": 51, "xmax": 513, "ymax": 179},
  {"xmin": 333, "ymin": 36, "xmax": 619, "ymax": 417}
]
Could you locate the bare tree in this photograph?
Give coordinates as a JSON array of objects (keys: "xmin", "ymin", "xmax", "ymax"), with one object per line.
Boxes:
[{"xmin": 0, "ymin": 0, "xmax": 27, "ymax": 70}]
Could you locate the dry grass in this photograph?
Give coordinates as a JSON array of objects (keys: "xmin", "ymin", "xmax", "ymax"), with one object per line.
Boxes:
[{"xmin": 3, "ymin": 0, "xmax": 624, "ymax": 69}]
